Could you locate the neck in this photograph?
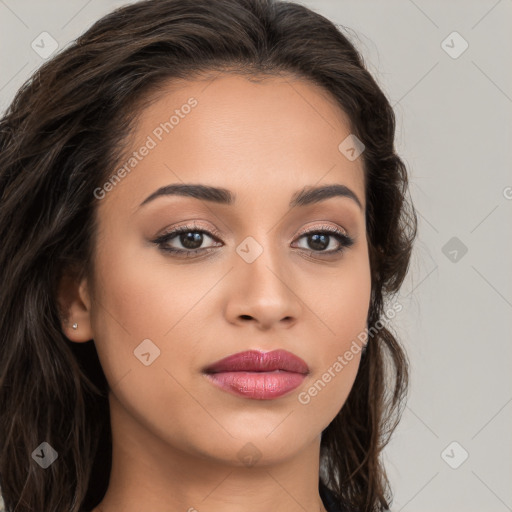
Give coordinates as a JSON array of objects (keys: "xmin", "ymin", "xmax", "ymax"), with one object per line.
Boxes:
[{"xmin": 92, "ymin": 393, "xmax": 329, "ymax": 512}]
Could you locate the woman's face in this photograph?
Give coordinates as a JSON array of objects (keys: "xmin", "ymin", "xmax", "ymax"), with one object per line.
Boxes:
[{"xmin": 77, "ymin": 73, "xmax": 371, "ymax": 466}]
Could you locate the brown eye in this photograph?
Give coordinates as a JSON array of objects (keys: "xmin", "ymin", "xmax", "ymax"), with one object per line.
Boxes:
[
  {"xmin": 152, "ymin": 224, "xmax": 222, "ymax": 257},
  {"xmin": 293, "ymin": 225, "xmax": 354, "ymax": 256}
]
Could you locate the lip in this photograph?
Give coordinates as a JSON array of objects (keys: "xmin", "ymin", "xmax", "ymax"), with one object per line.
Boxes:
[{"xmin": 203, "ymin": 349, "xmax": 309, "ymax": 400}]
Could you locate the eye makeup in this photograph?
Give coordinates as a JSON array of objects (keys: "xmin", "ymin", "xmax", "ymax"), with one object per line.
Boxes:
[{"xmin": 151, "ymin": 221, "xmax": 355, "ymax": 260}]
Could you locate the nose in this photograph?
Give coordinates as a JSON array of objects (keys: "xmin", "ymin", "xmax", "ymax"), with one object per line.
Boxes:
[{"xmin": 224, "ymin": 241, "xmax": 302, "ymax": 331}]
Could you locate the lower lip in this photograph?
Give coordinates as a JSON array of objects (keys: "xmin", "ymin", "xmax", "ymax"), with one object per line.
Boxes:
[{"xmin": 204, "ymin": 371, "xmax": 306, "ymax": 400}]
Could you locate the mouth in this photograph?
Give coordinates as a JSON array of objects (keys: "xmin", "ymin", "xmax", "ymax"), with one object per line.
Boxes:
[{"xmin": 202, "ymin": 349, "xmax": 309, "ymax": 400}]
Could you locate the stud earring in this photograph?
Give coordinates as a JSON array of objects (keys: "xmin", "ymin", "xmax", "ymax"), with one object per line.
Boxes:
[{"xmin": 72, "ymin": 323, "xmax": 78, "ymax": 330}]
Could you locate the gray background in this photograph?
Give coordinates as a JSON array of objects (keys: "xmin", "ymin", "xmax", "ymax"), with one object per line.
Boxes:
[{"xmin": 1, "ymin": 1, "xmax": 511, "ymax": 511}]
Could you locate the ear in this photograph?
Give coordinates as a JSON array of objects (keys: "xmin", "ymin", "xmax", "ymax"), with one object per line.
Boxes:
[{"xmin": 56, "ymin": 268, "xmax": 94, "ymax": 342}]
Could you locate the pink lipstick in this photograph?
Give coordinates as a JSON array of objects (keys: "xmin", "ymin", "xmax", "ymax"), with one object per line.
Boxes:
[{"xmin": 202, "ymin": 349, "xmax": 309, "ymax": 400}]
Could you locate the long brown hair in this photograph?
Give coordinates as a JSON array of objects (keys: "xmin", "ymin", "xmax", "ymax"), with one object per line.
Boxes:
[{"xmin": 0, "ymin": 0, "xmax": 417, "ymax": 510}]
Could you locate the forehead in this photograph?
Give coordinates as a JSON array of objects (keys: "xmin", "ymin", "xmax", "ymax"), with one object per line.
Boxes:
[
  {"xmin": 134, "ymin": 72, "xmax": 356, "ymax": 151},
  {"xmin": 100, "ymin": 73, "xmax": 365, "ymax": 215}
]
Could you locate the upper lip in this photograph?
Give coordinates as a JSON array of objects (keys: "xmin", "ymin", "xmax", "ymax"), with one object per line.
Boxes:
[{"xmin": 203, "ymin": 349, "xmax": 309, "ymax": 375}]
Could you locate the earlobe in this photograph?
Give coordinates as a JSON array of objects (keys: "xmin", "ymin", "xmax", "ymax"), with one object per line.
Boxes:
[{"xmin": 57, "ymin": 271, "xmax": 94, "ymax": 343}]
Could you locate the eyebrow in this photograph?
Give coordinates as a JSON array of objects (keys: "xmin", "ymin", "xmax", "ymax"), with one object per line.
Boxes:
[{"xmin": 139, "ymin": 183, "xmax": 363, "ymax": 210}]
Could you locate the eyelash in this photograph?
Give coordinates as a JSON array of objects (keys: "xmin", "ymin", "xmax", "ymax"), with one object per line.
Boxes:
[{"xmin": 152, "ymin": 223, "xmax": 355, "ymax": 259}]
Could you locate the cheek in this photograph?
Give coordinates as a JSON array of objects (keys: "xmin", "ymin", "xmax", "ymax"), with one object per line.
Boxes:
[
  {"xmin": 330, "ymin": 265, "xmax": 371, "ymax": 351},
  {"xmin": 296, "ymin": 293, "xmax": 369, "ymax": 428},
  {"xmin": 305, "ymin": 254, "xmax": 371, "ymax": 397},
  {"xmin": 89, "ymin": 240, "xmax": 225, "ymax": 404},
  {"xmin": 88, "ymin": 245, "xmax": 185, "ymax": 383},
  {"xmin": 91, "ymin": 243, "xmax": 205, "ymax": 339},
  {"xmin": 304, "ymin": 250, "xmax": 371, "ymax": 350},
  {"xmin": 87, "ymin": 248, "xmax": 207, "ymax": 442}
]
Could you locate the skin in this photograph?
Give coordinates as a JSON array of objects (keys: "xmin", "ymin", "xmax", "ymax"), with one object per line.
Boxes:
[{"xmin": 59, "ymin": 73, "xmax": 371, "ymax": 512}]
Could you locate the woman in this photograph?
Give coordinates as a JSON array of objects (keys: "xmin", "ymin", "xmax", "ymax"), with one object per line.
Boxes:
[{"xmin": 0, "ymin": 0, "xmax": 417, "ymax": 511}]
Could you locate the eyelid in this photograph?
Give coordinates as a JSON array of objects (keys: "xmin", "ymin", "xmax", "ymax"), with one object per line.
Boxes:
[
  {"xmin": 295, "ymin": 223, "xmax": 349, "ymax": 238},
  {"xmin": 156, "ymin": 220, "xmax": 349, "ymax": 240},
  {"xmin": 155, "ymin": 221, "xmax": 222, "ymax": 240}
]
